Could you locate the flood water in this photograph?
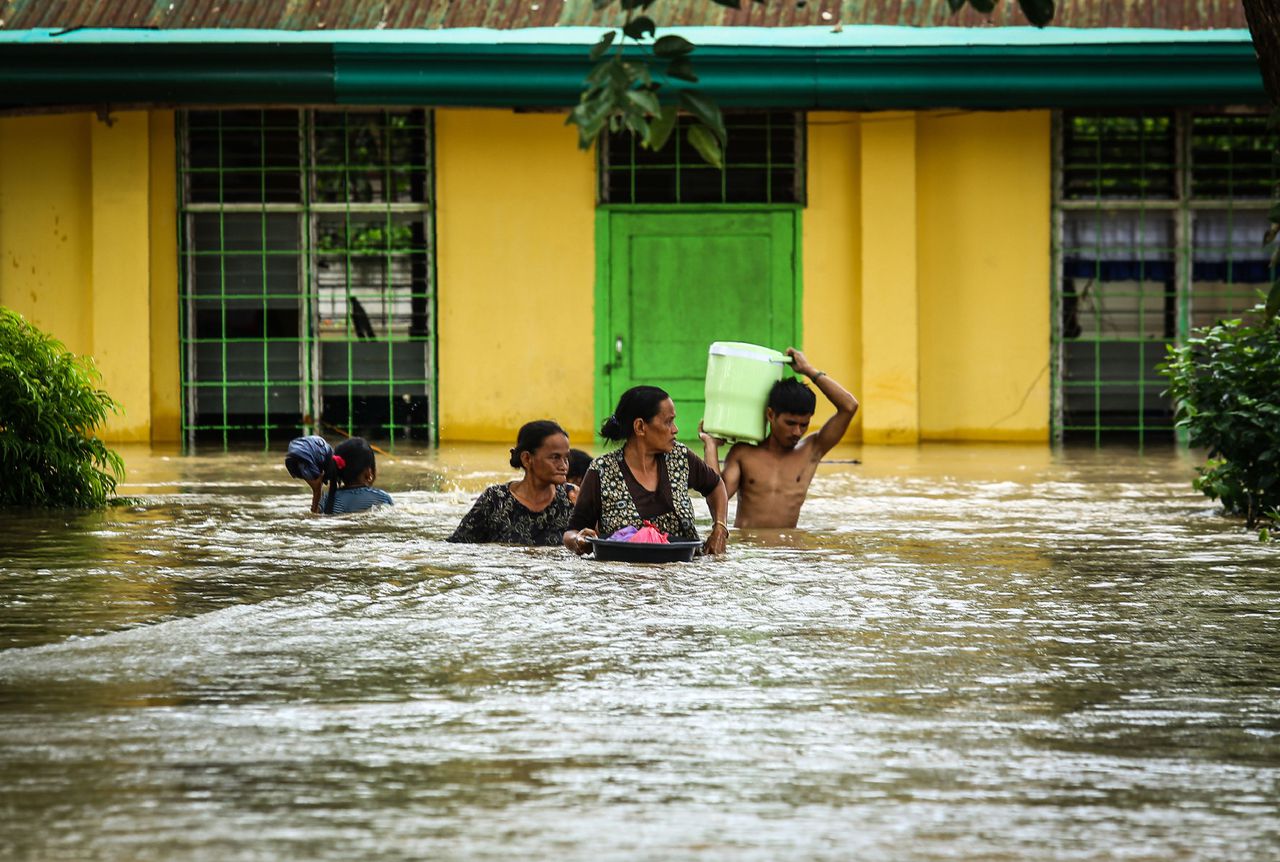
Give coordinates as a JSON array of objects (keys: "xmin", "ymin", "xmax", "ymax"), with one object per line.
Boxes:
[{"xmin": 1, "ymin": 443, "xmax": 1278, "ymax": 861}]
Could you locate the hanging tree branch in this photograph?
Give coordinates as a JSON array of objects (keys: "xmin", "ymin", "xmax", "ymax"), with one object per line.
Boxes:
[{"xmin": 568, "ymin": 0, "xmax": 1056, "ymax": 167}]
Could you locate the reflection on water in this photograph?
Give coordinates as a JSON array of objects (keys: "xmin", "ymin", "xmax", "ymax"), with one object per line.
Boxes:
[{"xmin": 2, "ymin": 443, "xmax": 1279, "ymax": 860}]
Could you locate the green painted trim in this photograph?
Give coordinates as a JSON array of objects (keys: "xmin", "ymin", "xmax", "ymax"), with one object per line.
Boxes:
[
  {"xmin": 598, "ymin": 204, "xmax": 805, "ymax": 212},
  {"xmin": 592, "ymin": 207, "xmax": 612, "ymax": 449},
  {"xmin": 427, "ymin": 109, "xmax": 441, "ymax": 445},
  {"xmin": 0, "ymin": 34, "xmax": 1263, "ymax": 110},
  {"xmin": 0, "ymin": 43, "xmax": 335, "ymax": 107},
  {"xmin": 793, "ymin": 207, "xmax": 804, "ymax": 353},
  {"xmin": 337, "ymin": 41, "xmax": 1267, "ymax": 109}
]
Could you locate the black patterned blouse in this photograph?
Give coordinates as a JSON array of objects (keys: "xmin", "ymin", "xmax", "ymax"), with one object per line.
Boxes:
[{"xmin": 447, "ymin": 482, "xmax": 576, "ymax": 546}]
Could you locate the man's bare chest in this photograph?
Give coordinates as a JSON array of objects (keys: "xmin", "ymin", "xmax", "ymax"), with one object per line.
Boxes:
[{"xmin": 740, "ymin": 453, "xmax": 817, "ymax": 496}]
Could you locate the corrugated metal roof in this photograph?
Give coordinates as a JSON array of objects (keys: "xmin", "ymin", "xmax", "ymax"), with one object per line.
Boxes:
[{"xmin": 0, "ymin": 0, "xmax": 1250, "ymax": 31}]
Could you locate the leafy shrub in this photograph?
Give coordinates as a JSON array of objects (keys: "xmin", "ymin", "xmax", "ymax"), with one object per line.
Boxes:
[
  {"xmin": 1161, "ymin": 305, "xmax": 1280, "ymax": 528},
  {"xmin": 0, "ymin": 307, "xmax": 124, "ymax": 507}
]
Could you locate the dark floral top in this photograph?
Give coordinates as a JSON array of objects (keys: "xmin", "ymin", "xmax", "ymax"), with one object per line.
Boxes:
[{"xmin": 447, "ymin": 482, "xmax": 576, "ymax": 546}]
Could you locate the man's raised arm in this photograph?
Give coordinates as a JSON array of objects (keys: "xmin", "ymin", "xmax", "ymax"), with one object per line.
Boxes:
[
  {"xmin": 698, "ymin": 422, "xmax": 742, "ymax": 498},
  {"xmin": 787, "ymin": 348, "xmax": 858, "ymax": 457}
]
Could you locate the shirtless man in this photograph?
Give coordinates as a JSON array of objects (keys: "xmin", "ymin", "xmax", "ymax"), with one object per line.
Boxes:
[{"xmin": 699, "ymin": 348, "xmax": 858, "ymax": 528}]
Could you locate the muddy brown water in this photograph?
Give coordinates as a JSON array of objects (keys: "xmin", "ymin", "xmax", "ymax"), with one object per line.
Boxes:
[{"xmin": 1, "ymin": 443, "xmax": 1278, "ymax": 861}]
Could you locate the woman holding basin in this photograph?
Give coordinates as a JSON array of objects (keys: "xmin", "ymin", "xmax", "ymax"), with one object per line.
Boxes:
[{"xmin": 563, "ymin": 386, "xmax": 730, "ymax": 556}]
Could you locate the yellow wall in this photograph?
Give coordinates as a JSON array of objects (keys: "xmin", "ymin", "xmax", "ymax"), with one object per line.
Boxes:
[
  {"xmin": 0, "ymin": 114, "xmax": 94, "ymax": 353},
  {"xmin": 434, "ymin": 109, "xmax": 597, "ymax": 442},
  {"xmin": 0, "ymin": 106, "xmax": 1050, "ymax": 447},
  {"xmin": 0, "ymin": 110, "xmax": 181, "ymax": 443},
  {"xmin": 917, "ymin": 110, "xmax": 1051, "ymax": 441},
  {"xmin": 802, "ymin": 112, "xmax": 862, "ymax": 442}
]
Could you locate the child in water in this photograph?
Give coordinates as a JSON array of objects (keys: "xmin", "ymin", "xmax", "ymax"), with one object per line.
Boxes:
[
  {"xmin": 285, "ymin": 435, "xmax": 392, "ymax": 515},
  {"xmin": 566, "ymin": 448, "xmax": 592, "ymax": 505},
  {"xmin": 319, "ymin": 437, "xmax": 393, "ymax": 515},
  {"xmin": 284, "ymin": 434, "xmax": 335, "ymax": 514}
]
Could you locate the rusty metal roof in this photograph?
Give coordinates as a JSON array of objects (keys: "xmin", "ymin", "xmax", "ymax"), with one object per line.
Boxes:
[{"xmin": 0, "ymin": 0, "xmax": 1250, "ymax": 31}]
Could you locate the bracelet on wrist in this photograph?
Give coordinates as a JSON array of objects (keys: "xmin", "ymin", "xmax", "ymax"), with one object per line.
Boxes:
[
  {"xmin": 811, "ymin": 370, "xmax": 826, "ymax": 381},
  {"xmin": 713, "ymin": 520, "xmax": 729, "ymax": 532}
]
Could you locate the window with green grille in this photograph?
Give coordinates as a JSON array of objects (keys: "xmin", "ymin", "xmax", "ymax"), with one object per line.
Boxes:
[
  {"xmin": 1053, "ymin": 109, "xmax": 1275, "ymax": 446},
  {"xmin": 179, "ymin": 108, "xmax": 435, "ymax": 447},
  {"xmin": 600, "ymin": 112, "xmax": 805, "ymax": 204}
]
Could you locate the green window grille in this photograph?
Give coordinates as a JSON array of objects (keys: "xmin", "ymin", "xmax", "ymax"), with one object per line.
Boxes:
[
  {"xmin": 179, "ymin": 108, "xmax": 435, "ymax": 448},
  {"xmin": 600, "ymin": 112, "xmax": 805, "ymax": 204},
  {"xmin": 1053, "ymin": 109, "xmax": 1275, "ymax": 446}
]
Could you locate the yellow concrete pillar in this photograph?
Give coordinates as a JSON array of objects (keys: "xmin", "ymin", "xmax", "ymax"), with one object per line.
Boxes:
[
  {"xmin": 148, "ymin": 111, "xmax": 181, "ymax": 443},
  {"xmin": 802, "ymin": 112, "xmax": 862, "ymax": 442},
  {"xmin": 859, "ymin": 112, "xmax": 919, "ymax": 444},
  {"xmin": 91, "ymin": 112, "xmax": 153, "ymax": 442}
]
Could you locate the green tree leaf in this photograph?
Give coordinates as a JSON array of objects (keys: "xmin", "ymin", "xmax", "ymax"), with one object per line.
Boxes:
[
  {"xmin": 687, "ymin": 123, "xmax": 724, "ymax": 169},
  {"xmin": 1268, "ymin": 280, "xmax": 1280, "ymax": 321},
  {"xmin": 589, "ymin": 31, "xmax": 616, "ymax": 61},
  {"xmin": 622, "ymin": 15, "xmax": 656, "ymax": 41},
  {"xmin": 654, "ymin": 34, "xmax": 695, "ymax": 58},
  {"xmin": 625, "ymin": 88, "xmax": 662, "ymax": 117},
  {"xmin": 622, "ymin": 61, "xmax": 653, "ymax": 86},
  {"xmin": 666, "ymin": 56, "xmax": 699, "ymax": 82},
  {"xmin": 678, "ymin": 90, "xmax": 727, "ymax": 145},
  {"xmin": 1017, "ymin": 0, "xmax": 1056, "ymax": 27},
  {"xmin": 644, "ymin": 104, "xmax": 679, "ymax": 151}
]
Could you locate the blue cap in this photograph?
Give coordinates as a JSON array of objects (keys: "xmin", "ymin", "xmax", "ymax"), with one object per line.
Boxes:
[{"xmin": 284, "ymin": 435, "xmax": 333, "ymax": 480}]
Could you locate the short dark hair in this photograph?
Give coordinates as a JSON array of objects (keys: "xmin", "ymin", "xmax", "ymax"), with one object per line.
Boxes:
[
  {"xmin": 768, "ymin": 378, "xmax": 816, "ymax": 416},
  {"xmin": 510, "ymin": 420, "xmax": 568, "ymax": 469},
  {"xmin": 600, "ymin": 385, "xmax": 670, "ymax": 441},
  {"xmin": 567, "ymin": 448, "xmax": 592, "ymax": 481}
]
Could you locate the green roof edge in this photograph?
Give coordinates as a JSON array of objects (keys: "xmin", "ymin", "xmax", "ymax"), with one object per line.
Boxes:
[{"xmin": 0, "ymin": 27, "xmax": 1264, "ymax": 110}]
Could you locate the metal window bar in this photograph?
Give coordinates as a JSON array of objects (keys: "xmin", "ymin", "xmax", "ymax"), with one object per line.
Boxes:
[
  {"xmin": 599, "ymin": 112, "xmax": 806, "ymax": 205},
  {"xmin": 1052, "ymin": 109, "xmax": 1275, "ymax": 448},
  {"xmin": 178, "ymin": 108, "xmax": 436, "ymax": 449}
]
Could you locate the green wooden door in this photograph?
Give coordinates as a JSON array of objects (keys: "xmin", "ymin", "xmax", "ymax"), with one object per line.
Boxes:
[{"xmin": 596, "ymin": 209, "xmax": 800, "ymax": 441}]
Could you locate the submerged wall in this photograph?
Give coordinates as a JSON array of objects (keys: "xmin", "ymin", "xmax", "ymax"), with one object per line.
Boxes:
[
  {"xmin": 0, "ymin": 106, "xmax": 1051, "ymax": 446},
  {"xmin": 917, "ymin": 110, "xmax": 1051, "ymax": 442},
  {"xmin": 802, "ymin": 109, "xmax": 1051, "ymax": 444},
  {"xmin": 0, "ymin": 110, "xmax": 179, "ymax": 443},
  {"xmin": 434, "ymin": 109, "xmax": 597, "ymax": 443}
]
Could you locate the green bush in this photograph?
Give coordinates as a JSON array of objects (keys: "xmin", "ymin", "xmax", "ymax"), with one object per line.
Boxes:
[
  {"xmin": 0, "ymin": 307, "xmax": 124, "ymax": 508},
  {"xmin": 1161, "ymin": 305, "xmax": 1280, "ymax": 529}
]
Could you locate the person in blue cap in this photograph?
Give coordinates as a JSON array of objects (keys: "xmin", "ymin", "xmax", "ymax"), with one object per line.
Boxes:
[{"xmin": 285, "ymin": 435, "xmax": 336, "ymax": 513}]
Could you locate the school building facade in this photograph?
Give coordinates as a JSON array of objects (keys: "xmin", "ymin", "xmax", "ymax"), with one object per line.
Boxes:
[{"xmin": 0, "ymin": 1, "xmax": 1266, "ymax": 447}]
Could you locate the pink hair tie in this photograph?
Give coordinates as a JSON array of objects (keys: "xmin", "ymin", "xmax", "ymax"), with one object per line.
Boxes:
[{"xmin": 333, "ymin": 455, "xmax": 346, "ymax": 470}]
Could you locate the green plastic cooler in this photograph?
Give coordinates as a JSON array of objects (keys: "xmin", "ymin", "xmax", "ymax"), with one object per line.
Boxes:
[{"xmin": 703, "ymin": 342, "xmax": 790, "ymax": 443}]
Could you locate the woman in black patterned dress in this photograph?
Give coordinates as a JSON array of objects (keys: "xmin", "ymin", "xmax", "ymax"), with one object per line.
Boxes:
[
  {"xmin": 447, "ymin": 420, "xmax": 576, "ymax": 545},
  {"xmin": 563, "ymin": 386, "xmax": 729, "ymax": 556}
]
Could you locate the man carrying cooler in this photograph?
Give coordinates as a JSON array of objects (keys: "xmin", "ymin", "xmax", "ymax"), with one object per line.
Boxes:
[{"xmin": 699, "ymin": 348, "xmax": 858, "ymax": 529}]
